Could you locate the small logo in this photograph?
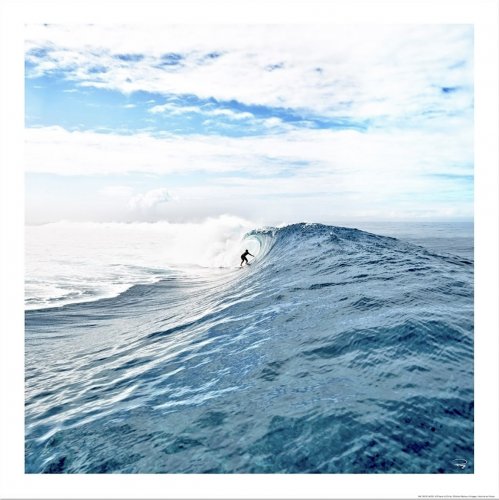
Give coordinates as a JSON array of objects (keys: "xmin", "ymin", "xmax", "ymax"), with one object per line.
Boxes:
[{"xmin": 452, "ymin": 458, "xmax": 467, "ymax": 469}]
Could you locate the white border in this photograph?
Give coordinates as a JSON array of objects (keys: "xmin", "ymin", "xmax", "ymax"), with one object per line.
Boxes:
[{"xmin": 1, "ymin": 0, "xmax": 498, "ymax": 498}]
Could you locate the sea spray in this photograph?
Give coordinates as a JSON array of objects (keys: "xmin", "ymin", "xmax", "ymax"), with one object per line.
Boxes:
[{"xmin": 25, "ymin": 215, "xmax": 257, "ymax": 309}]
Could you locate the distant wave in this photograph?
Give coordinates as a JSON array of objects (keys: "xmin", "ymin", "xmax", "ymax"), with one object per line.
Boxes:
[{"xmin": 25, "ymin": 223, "xmax": 474, "ymax": 473}]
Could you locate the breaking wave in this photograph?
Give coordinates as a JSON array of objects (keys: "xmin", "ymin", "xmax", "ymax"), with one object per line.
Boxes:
[{"xmin": 25, "ymin": 222, "xmax": 473, "ymax": 473}]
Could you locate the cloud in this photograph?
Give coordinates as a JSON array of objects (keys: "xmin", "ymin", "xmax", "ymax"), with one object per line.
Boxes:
[
  {"xmin": 25, "ymin": 126, "xmax": 274, "ymax": 175},
  {"xmin": 25, "ymin": 124, "xmax": 472, "ymax": 179},
  {"xmin": 25, "ymin": 24, "xmax": 473, "ymax": 123},
  {"xmin": 148, "ymin": 101, "xmax": 256, "ymax": 121},
  {"xmin": 149, "ymin": 103, "xmax": 202, "ymax": 115},
  {"xmin": 147, "ymin": 99, "xmax": 290, "ymax": 133},
  {"xmin": 24, "ymin": 122, "xmax": 473, "ymax": 220},
  {"xmin": 24, "ymin": 25, "xmax": 473, "ymax": 222},
  {"xmin": 209, "ymin": 109, "xmax": 254, "ymax": 120},
  {"xmin": 128, "ymin": 188, "xmax": 173, "ymax": 211}
]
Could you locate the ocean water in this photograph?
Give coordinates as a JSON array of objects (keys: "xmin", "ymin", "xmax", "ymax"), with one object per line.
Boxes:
[{"xmin": 25, "ymin": 221, "xmax": 474, "ymax": 473}]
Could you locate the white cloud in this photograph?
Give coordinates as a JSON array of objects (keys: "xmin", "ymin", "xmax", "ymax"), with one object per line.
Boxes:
[
  {"xmin": 148, "ymin": 101, "xmax": 255, "ymax": 121},
  {"xmin": 25, "ymin": 122, "xmax": 473, "ymax": 220},
  {"xmin": 24, "ymin": 25, "xmax": 473, "ymax": 222},
  {"xmin": 149, "ymin": 103, "xmax": 201, "ymax": 115},
  {"xmin": 128, "ymin": 188, "xmax": 172, "ymax": 211},
  {"xmin": 263, "ymin": 117, "xmax": 284, "ymax": 128},
  {"xmin": 25, "ymin": 24, "xmax": 473, "ymax": 121},
  {"xmin": 25, "ymin": 124, "xmax": 472, "ymax": 179},
  {"xmin": 209, "ymin": 109, "xmax": 254, "ymax": 120}
]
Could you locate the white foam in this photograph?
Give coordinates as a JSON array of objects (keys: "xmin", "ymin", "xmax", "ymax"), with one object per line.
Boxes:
[{"xmin": 25, "ymin": 215, "xmax": 259, "ymax": 309}]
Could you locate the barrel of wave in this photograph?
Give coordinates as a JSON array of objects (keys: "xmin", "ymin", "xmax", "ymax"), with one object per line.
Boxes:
[
  {"xmin": 242, "ymin": 230, "xmax": 274, "ymax": 263},
  {"xmin": 203, "ymin": 228, "xmax": 273, "ymax": 270}
]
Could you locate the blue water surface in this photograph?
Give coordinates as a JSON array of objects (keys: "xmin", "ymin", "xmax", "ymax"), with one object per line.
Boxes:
[{"xmin": 25, "ymin": 223, "xmax": 474, "ymax": 473}]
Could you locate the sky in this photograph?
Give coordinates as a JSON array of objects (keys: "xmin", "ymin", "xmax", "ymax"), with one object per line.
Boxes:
[{"xmin": 24, "ymin": 24, "xmax": 474, "ymax": 224}]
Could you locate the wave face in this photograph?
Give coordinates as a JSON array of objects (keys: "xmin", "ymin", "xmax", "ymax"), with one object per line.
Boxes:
[{"xmin": 25, "ymin": 223, "xmax": 474, "ymax": 473}]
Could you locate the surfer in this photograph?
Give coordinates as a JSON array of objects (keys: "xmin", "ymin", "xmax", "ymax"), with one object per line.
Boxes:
[{"xmin": 240, "ymin": 249, "xmax": 254, "ymax": 267}]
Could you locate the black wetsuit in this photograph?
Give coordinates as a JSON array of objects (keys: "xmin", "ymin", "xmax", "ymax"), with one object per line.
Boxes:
[{"xmin": 240, "ymin": 250, "xmax": 253, "ymax": 265}]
